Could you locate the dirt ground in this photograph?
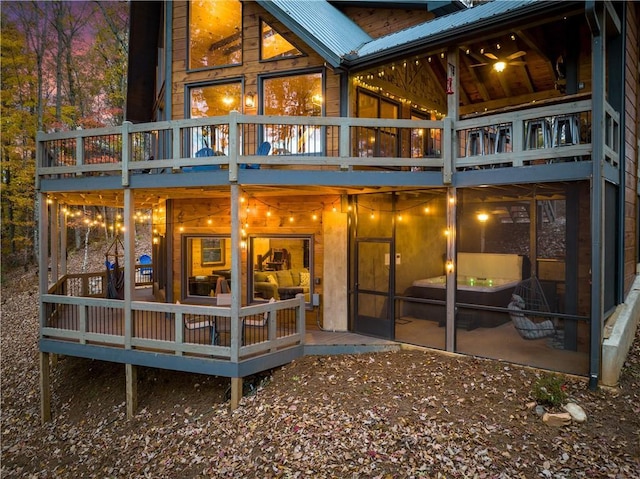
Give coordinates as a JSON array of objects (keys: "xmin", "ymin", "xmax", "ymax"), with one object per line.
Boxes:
[{"xmin": 1, "ymin": 243, "xmax": 639, "ymax": 478}]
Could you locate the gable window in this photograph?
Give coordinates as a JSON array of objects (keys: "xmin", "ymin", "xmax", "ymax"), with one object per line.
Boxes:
[
  {"xmin": 260, "ymin": 20, "xmax": 303, "ymax": 61},
  {"xmin": 189, "ymin": 0, "xmax": 242, "ymax": 70},
  {"xmin": 262, "ymin": 72, "xmax": 323, "ymax": 154},
  {"xmin": 188, "ymin": 81, "xmax": 242, "ymax": 154}
]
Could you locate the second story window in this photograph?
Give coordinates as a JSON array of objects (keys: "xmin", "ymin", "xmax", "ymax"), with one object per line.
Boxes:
[
  {"xmin": 189, "ymin": 82, "xmax": 242, "ymax": 155},
  {"xmin": 262, "ymin": 72, "xmax": 323, "ymax": 154},
  {"xmin": 260, "ymin": 20, "xmax": 302, "ymax": 61},
  {"xmin": 189, "ymin": 0, "xmax": 242, "ymax": 70}
]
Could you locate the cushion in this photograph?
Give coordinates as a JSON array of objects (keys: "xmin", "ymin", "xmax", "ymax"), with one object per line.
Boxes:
[
  {"xmin": 254, "ymin": 272, "xmax": 268, "ymax": 282},
  {"xmin": 299, "ymin": 271, "xmax": 310, "ymax": 288},
  {"xmin": 275, "ymin": 270, "xmax": 294, "ymax": 287},
  {"xmin": 266, "ymin": 274, "xmax": 278, "ymax": 285},
  {"xmin": 511, "ymin": 293, "xmax": 526, "ymax": 309}
]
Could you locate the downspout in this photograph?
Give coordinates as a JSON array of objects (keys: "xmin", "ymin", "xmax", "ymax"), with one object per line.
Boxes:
[
  {"xmin": 614, "ymin": 4, "xmax": 626, "ymax": 304},
  {"xmin": 586, "ymin": 0, "xmax": 603, "ymax": 390},
  {"xmin": 445, "ymin": 47, "xmax": 459, "ymax": 352}
]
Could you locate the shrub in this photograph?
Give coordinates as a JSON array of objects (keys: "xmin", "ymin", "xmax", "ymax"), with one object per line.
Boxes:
[{"xmin": 533, "ymin": 373, "xmax": 567, "ymax": 407}]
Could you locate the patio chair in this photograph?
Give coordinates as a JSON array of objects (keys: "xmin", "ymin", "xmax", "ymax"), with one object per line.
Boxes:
[
  {"xmin": 240, "ymin": 141, "xmax": 270, "ymax": 169},
  {"xmin": 138, "ymin": 254, "xmax": 152, "ymax": 281},
  {"xmin": 183, "ymin": 314, "xmax": 219, "ymax": 345},
  {"xmin": 184, "ymin": 146, "xmax": 221, "ymax": 172},
  {"xmin": 507, "ymin": 276, "xmax": 556, "ymax": 339}
]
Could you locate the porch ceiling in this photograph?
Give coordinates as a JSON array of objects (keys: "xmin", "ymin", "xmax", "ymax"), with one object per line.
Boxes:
[
  {"xmin": 50, "ymin": 182, "xmax": 570, "ymax": 211},
  {"xmin": 354, "ymin": 7, "xmax": 589, "ymax": 117},
  {"xmin": 49, "ymin": 185, "xmax": 401, "ymax": 209}
]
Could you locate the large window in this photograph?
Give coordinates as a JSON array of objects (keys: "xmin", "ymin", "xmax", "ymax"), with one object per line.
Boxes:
[
  {"xmin": 189, "ymin": 82, "xmax": 242, "ymax": 154},
  {"xmin": 183, "ymin": 235, "xmax": 231, "ymax": 301},
  {"xmin": 355, "ymin": 90, "xmax": 399, "ymax": 157},
  {"xmin": 262, "ymin": 72, "xmax": 323, "ymax": 154},
  {"xmin": 248, "ymin": 235, "xmax": 313, "ymax": 305},
  {"xmin": 189, "ymin": 0, "xmax": 242, "ymax": 70}
]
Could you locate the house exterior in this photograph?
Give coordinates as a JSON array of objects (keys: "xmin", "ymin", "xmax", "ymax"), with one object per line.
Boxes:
[{"xmin": 37, "ymin": 0, "xmax": 639, "ymax": 420}]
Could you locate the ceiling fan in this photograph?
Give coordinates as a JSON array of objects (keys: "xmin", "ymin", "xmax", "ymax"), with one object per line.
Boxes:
[{"xmin": 471, "ymin": 50, "xmax": 527, "ymax": 72}]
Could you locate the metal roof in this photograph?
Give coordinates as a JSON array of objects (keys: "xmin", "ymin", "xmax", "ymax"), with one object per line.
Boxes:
[
  {"xmin": 255, "ymin": 0, "xmax": 373, "ymax": 67},
  {"xmin": 355, "ymin": 0, "xmax": 538, "ymax": 58}
]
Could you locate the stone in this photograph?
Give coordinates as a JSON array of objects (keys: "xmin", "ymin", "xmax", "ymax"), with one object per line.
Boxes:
[
  {"xmin": 542, "ymin": 412, "xmax": 572, "ymax": 427},
  {"xmin": 535, "ymin": 405, "xmax": 546, "ymax": 416},
  {"xmin": 563, "ymin": 402, "xmax": 587, "ymax": 423}
]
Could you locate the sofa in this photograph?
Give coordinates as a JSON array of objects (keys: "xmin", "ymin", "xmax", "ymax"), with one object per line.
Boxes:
[{"xmin": 254, "ymin": 268, "xmax": 310, "ymax": 300}]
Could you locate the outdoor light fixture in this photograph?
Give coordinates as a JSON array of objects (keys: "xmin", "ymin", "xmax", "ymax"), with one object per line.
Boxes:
[
  {"xmin": 493, "ymin": 61, "xmax": 507, "ymax": 72},
  {"xmin": 477, "ymin": 212, "xmax": 489, "ymax": 222},
  {"xmin": 244, "ymin": 92, "xmax": 256, "ymax": 109}
]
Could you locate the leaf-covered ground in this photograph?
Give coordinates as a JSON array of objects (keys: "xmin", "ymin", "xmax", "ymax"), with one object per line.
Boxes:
[{"xmin": 2, "ymin": 249, "xmax": 639, "ymax": 478}]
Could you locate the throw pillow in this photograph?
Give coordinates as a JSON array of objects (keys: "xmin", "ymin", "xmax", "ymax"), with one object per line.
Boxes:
[
  {"xmin": 299, "ymin": 272, "xmax": 310, "ymax": 288},
  {"xmin": 267, "ymin": 274, "xmax": 278, "ymax": 285}
]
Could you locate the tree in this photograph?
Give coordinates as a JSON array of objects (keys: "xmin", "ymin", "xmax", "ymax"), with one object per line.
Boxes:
[
  {"xmin": 0, "ymin": 15, "xmax": 38, "ymax": 265},
  {"xmin": 1, "ymin": 1, "xmax": 130, "ymax": 268}
]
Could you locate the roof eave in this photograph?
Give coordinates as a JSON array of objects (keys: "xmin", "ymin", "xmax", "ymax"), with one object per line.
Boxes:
[
  {"xmin": 344, "ymin": 0, "xmax": 582, "ymax": 70},
  {"xmin": 255, "ymin": 0, "xmax": 344, "ymax": 68}
]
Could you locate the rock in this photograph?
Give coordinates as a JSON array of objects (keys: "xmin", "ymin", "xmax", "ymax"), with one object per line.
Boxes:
[
  {"xmin": 535, "ymin": 405, "xmax": 546, "ymax": 416},
  {"xmin": 563, "ymin": 402, "xmax": 587, "ymax": 423},
  {"xmin": 542, "ymin": 412, "xmax": 572, "ymax": 427}
]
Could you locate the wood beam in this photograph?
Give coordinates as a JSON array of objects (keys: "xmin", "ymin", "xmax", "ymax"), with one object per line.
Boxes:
[
  {"xmin": 126, "ymin": 363, "xmax": 138, "ymax": 419},
  {"xmin": 460, "ymin": 54, "xmax": 491, "ymax": 102},
  {"xmin": 40, "ymin": 352, "xmax": 51, "ymax": 424},
  {"xmin": 230, "ymin": 377, "xmax": 242, "ymax": 410},
  {"xmin": 516, "ymin": 30, "xmax": 557, "ymax": 81}
]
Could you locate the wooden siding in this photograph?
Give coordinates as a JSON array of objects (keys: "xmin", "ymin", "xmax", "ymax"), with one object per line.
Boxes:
[
  {"xmin": 338, "ymin": 6, "xmax": 434, "ymax": 39},
  {"xmin": 623, "ymin": 3, "xmax": 639, "ymax": 296},
  {"xmin": 169, "ymin": 195, "xmax": 338, "ymax": 303}
]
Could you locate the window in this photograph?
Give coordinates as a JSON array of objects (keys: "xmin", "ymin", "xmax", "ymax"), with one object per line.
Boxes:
[
  {"xmin": 189, "ymin": 0, "xmax": 242, "ymax": 70},
  {"xmin": 262, "ymin": 72, "xmax": 323, "ymax": 154},
  {"xmin": 183, "ymin": 235, "xmax": 230, "ymax": 300},
  {"xmin": 248, "ymin": 235, "xmax": 313, "ymax": 305},
  {"xmin": 411, "ymin": 111, "xmax": 441, "ymax": 158},
  {"xmin": 260, "ymin": 20, "xmax": 302, "ymax": 60},
  {"xmin": 355, "ymin": 90, "xmax": 399, "ymax": 157},
  {"xmin": 189, "ymin": 82, "xmax": 242, "ymax": 154}
]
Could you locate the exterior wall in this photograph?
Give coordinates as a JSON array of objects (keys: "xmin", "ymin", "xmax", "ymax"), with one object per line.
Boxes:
[
  {"xmin": 169, "ymin": 195, "xmax": 339, "ymax": 308},
  {"xmin": 171, "ymin": 1, "xmax": 342, "ymax": 121},
  {"xmin": 623, "ymin": 2, "xmax": 640, "ymax": 295},
  {"xmin": 338, "ymin": 6, "xmax": 433, "ymax": 38},
  {"xmin": 322, "ymin": 210, "xmax": 349, "ymax": 331}
]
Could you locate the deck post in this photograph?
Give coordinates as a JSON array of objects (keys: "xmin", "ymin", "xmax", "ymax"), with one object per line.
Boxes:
[
  {"xmin": 230, "ymin": 184, "xmax": 241, "ymax": 362},
  {"xmin": 230, "ymin": 377, "xmax": 242, "ymax": 410},
  {"xmin": 445, "ymin": 188, "xmax": 457, "ymax": 352},
  {"xmin": 40, "ymin": 352, "xmax": 51, "ymax": 424},
  {"xmin": 126, "ymin": 363, "xmax": 138, "ymax": 419}
]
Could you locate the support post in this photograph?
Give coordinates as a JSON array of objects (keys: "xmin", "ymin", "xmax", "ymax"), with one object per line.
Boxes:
[
  {"xmin": 445, "ymin": 188, "xmax": 457, "ymax": 352},
  {"xmin": 40, "ymin": 352, "xmax": 51, "ymax": 424},
  {"xmin": 230, "ymin": 185, "xmax": 241, "ymax": 362},
  {"xmin": 230, "ymin": 377, "xmax": 243, "ymax": 410},
  {"xmin": 126, "ymin": 363, "xmax": 138, "ymax": 419},
  {"xmin": 124, "ymin": 189, "xmax": 135, "ymax": 349}
]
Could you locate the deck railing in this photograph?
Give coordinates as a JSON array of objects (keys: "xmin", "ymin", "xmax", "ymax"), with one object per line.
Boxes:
[
  {"xmin": 41, "ymin": 287, "xmax": 305, "ymax": 362},
  {"xmin": 455, "ymin": 98, "xmax": 597, "ymax": 170},
  {"xmin": 36, "ymin": 96, "xmax": 619, "ymax": 184}
]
